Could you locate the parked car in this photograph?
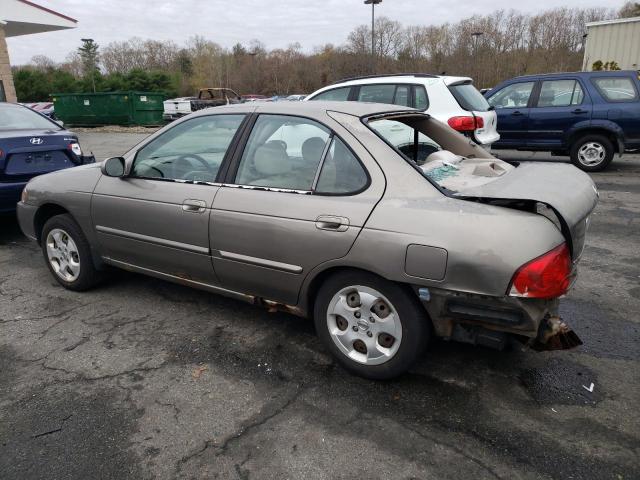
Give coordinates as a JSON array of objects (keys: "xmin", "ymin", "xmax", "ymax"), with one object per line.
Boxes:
[
  {"xmin": 163, "ymin": 88, "xmax": 242, "ymax": 121},
  {"xmin": 241, "ymin": 94, "xmax": 269, "ymax": 102},
  {"xmin": 305, "ymin": 73, "xmax": 500, "ymax": 148},
  {"xmin": 17, "ymin": 101, "xmax": 597, "ymax": 379},
  {"xmin": 0, "ymin": 102, "xmax": 94, "ymax": 213},
  {"xmin": 286, "ymin": 94, "xmax": 307, "ymax": 101},
  {"xmin": 485, "ymin": 70, "xmax": 640, "ymax": 171},
  {"xmin": 31, "ymin": 102, "xmax": 56, "ymax": 119}
]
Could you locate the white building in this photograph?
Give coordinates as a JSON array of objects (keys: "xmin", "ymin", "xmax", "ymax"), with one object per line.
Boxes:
[
  {"xmin": 583, "ymin": 16, "xmax": 640, "ymax": 71},
  {"xmin": 0, "ymin": 0, "xmax": 77, "ymax": 102}
]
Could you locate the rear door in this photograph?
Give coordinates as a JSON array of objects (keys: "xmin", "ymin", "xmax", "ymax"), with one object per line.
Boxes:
[
  {"xmin": 210, "ymin": 112, "xmax": 385, "ymax": 305},
  {"xmin": 590, "ymin": 75, "xmax": 640, "ymax": 147},
  {"xmin": 487, "ymin": 81, "xmax": 536, "ymax": 148},
  {"xmin": 527, "ymin": 78, "xmax": 591, "ymax": 149}
]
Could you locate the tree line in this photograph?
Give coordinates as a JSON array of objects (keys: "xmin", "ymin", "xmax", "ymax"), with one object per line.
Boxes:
[{"xmin": 12, "ymin": 3, "xmax": 638, "ymax": 102}]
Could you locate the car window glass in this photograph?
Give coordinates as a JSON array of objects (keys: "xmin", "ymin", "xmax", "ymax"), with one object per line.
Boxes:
[
  {"xmin": 592, "ymin": 77, "xmax": 638, "ymax": 102},
  {"xmin": 369, "ymin": 119, "xmax": 442, "ymax": 164},
  {"xmin": 414, "ymin": 85, "xmax": 428, "ymax": 109},
  {"xmin": 234, "ymin": 115, "xmax": 330, "ymax": 190},
  {"xmin": 316, "ymin": 137, "xmax": 368, "ymax": 194},
  {"xmin": 132, "ymin": 114, "xmax": 245, "ymax": 182},
  {"xmin": 393, "ymin": 85, "xmax": 410, "ymax": 106},
  {"xmin": 310, "ymin": 87, "xmax": 351, "ymax": 101},
  {"xmin": 0, "ymin": 104, "xmax": 60, "ymax": 130},
  {"xmin": 487, "ymin": 82, "xmax": 535, "ymax": 109},
  {"xmin": 449, "ymin": 83, "xmax": 490, "ymax": 112},
  {"xmin": 537, "ymin": 80, "xmax": 584, "ymax": 107},
  {"xmin": 357, "ymin": 84, "xmax": 396, "ymax": 104}
]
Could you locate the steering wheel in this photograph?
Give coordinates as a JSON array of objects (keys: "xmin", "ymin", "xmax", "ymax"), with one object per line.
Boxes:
[{"xmin": 173, "ymin": 154, "xmax": 215, "ymax": 180}]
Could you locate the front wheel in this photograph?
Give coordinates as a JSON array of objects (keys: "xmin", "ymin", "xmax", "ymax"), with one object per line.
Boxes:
[
  {"xmin": 314, "ymin": 271, "xmax": 430, "ymax": 380},
  {"xmin": 41, "ymin": 214, "xmax": 102, "ymax": 291},
  {"xmin": 570, "ymin": 135, "xmax": 614, "ymax": 172}
]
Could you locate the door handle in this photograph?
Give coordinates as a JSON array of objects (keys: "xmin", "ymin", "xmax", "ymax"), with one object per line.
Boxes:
[
  {"xmin": 511, "ymin": 110, "xmax": 524, "ymax": 116},
  {"xmin": 571, "ymin": 109, "xmax": 588, "ymax": 114},
  {"xmin": 182, "ymin": 199, "xmax": 206, "ymax": 214},
  {"xmin": 315, "ymin": 215, "xmax": 349, "ymax": 232}
]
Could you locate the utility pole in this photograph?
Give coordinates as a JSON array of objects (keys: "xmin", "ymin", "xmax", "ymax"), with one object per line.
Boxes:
[{"xmin": 364, "ymin": 0, "xmax": 382, "ymax": 74}]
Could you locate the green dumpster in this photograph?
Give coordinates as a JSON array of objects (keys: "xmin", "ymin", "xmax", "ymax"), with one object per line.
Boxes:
[{"xmin": 51, "ymin": 91, "xmax": 165, "ymax": 127}]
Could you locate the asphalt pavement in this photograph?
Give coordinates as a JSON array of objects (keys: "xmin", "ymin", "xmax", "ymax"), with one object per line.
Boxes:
[{"xmin": 1, "ymin": 131, "xmax": 638, "ymax": 479}]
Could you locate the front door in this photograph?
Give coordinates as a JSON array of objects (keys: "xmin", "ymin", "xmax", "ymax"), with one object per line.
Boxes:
[
  {"xmin": 91, "ymin": 113, "xmax": 247, "ymax": 284},
  {"xmin": 527, "ymin": 78, "xmax": 591, "ymax": 149},
  {"xmin": 210, "ymin": 113, "xmax": 384, "ymax": 305},
  {"xmin": 487, "ymin": 81, "xmax": 536, "ymax": 148}
]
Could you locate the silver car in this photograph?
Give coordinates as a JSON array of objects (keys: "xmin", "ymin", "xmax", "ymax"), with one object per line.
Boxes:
[{"xmin": 17, "ymin": 101, "xmax": 598, "ymax": 379}]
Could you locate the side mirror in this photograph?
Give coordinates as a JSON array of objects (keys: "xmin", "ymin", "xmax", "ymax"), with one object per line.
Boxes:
[
  {"xmin": 55, "ymin": 120, "xmax": 64, "ymax": 127},
  {"xmin": 101, "ymin": 157, "xmax": 126, "ymax": 177}
]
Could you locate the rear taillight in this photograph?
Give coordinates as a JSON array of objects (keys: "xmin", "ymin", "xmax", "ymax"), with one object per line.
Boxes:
[
  {"xmin": 447, "ymin": 115, "xmax": 483, "ymax": 131},
  {"xmin": 508, "ymin": 243, "xmax": 572, "ymax": 299},
  {"xmin": 67, "ymin": 142, "xmax": 82, "ymax": 156}
]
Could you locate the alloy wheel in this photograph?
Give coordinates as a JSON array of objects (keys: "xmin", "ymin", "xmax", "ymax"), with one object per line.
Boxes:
[
  {"xmin": 326, "ymin": 285, "xmax": 402, "ymax": 365},
  {"xmin": 577, "ymin": 142, "xmax": 605, "ymax": 167},
  {"xmin": 45, "ymin": 228, "xmax": 81, "ymax": 282}
]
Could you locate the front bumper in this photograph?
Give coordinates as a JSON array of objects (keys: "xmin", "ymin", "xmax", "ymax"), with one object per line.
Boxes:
[
  {"xmin": 0, "ymin": 182, "xmax": 27, "ymax": 213},
  {"xmin": 16, "ymin": 201, "xmax": 38, "ymax": 241}
]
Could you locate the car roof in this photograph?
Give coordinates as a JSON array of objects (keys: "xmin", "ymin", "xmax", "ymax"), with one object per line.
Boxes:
[
  {"xmin": 509, "ymin": 70, "xmax": 639, "ymax": 81},
  {"xmin": 191, "ymin": 100, "xmax": 416, "ymax": 118},
  {"xmin": 326, "ymin": 74, "xmax": 472, "ymax": 87}
]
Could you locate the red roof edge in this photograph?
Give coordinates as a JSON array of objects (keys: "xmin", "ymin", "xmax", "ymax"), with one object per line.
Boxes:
[{"xmin": 17, "ymin": 0, "xmax": 78, "ymax": 24}]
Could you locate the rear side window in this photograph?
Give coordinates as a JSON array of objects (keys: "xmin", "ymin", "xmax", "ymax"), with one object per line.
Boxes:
[
  {"xmin": 592, "ymin": 77, "xmax": 638, "ymax": 102},
  {"xmin": 537, "ymin": 80, "xmax": 584, "ymax": 107},
  {"xmin": 310, "ymin": 87, "xmax": 351, "ymax": 101},
  {"xmin": 315, "ymin": 137, "xmax": 368, "ymax": 194},
  {"xmin": 414, "ymin": 86, "xmax": 428, "ymax": 110},
  {"xmin": 488, "ymin": 82, "xmax": 535, "ymax": 109},
  {"xmin": 357, "ymin": 84, "xmax": 396, "ymax": 103},
  {"xmin": 448, "ymin": 83, "xmax": 490, "ymax": 112}
]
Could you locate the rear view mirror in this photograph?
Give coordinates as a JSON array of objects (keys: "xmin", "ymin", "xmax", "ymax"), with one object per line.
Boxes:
[{"xmin": 102, "ymin": 157, "xmax": 126, "ymax": 177}]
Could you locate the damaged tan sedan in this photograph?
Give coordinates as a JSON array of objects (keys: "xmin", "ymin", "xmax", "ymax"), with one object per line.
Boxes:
[{"xmin": 17, "ymin": 101, "xmax": 598, "ymax": 379}]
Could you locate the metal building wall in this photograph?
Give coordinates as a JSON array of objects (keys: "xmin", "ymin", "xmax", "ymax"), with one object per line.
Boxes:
[{"xmin": 583, "ymin": 18, "xmax": 640, "ymax": 71}]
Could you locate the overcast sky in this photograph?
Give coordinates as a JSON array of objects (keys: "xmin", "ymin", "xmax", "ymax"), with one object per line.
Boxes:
[{"xmin": 6, "ymin": 0, "xmax": 627, "ymax": 65}]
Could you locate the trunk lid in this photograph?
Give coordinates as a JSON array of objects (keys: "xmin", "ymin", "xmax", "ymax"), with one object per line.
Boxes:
[
  {"xmin": 453, "ymin": 162, "xmax": 598, "ymax": 259},
  {"xmin": 0, "ymin": 130, "xmax": 79, "ymax": 182}
]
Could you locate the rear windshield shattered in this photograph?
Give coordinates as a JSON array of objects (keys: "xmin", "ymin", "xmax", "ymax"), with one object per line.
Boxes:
[{"xmin": 367, "ymin": 114, "xmax": 512, "ymax": 192}]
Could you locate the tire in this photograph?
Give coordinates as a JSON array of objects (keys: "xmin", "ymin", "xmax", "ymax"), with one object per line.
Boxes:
[
  {"xmin": 41, "ymin": 214, "xmax": 101, "ymax": 291},
  {"xmin": 313, "ymin": 271, "xmax": 430, "ymax": 380},
  {"xmin": 570, "ymin": 134, "xmax": 614, "ymax": 172}
]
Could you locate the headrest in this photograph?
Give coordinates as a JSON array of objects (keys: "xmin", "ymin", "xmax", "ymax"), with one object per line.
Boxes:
[
  {"xmin": 301, "ymin": 137, "xmax": 327, "ymax": 163},
  {"xmin": 253, "ymin": 143, "xmax": 290, "ymax": 176}
]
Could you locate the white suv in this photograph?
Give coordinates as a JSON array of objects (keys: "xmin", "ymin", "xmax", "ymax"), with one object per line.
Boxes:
[{"xmin": 305, "ymin": 74, "xmax": 499, "ymax": 147}]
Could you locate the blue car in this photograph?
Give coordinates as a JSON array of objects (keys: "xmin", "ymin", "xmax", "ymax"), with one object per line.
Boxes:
[
  {"xmin": 485, "ymin": 70, "xmax": 640, "ymax": 171},
  {"xmin": 0, "ymin": 103, "xmax": 94, "ymax": 213}
]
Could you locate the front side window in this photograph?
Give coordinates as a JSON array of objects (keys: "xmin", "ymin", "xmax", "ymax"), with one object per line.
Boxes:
[
  {"xmin": 234, "ymin": 115, "xmax": 330, "ymax": 190},
  {"xmin": 310, "ymin": 87, "xmax": 351, "ymax": 101},
  {"xmin": 316, "ymin": 137, "xmax": 368, "ymax": 194},
  {"xmin": 132, "ymin": 114, "xmax": 245, "ymax": 182},
  {"xmin": 537, "ymin": 80, "xmax": 584, "ymax": 107},
  {"xmin": 592, "ymin": 77, "xmax": 638, "ymax": 102},
  {"xmin": 487, "ymin": 82, "xmax": 535, "ymax": 109}
]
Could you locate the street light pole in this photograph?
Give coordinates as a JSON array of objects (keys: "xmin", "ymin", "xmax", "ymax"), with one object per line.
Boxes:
[
  {"xmin": 364, "ymin": 0, "xmax": 382, "ymax": 74},
  {"xmin": 471, "ymin": 31, "xmax": 483, "ymax": 87}
]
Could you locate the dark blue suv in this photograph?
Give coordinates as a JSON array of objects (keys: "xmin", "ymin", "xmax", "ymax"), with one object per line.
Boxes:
[{"xmin": 485, "ymin": 70, "xmax": 640, "ymax": 171}]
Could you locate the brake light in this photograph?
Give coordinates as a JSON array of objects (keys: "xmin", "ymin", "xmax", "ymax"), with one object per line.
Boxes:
[
  {"xmin": 67, "ymin": 142, "xmax": 82, "ymax": 156},
  {"xmin": 447, "ymin": 115, "xmax": 483, "ymax": 131},
  {"xmin": 508, "ymin": 243, "xmax": 572, "ymax": 299}
]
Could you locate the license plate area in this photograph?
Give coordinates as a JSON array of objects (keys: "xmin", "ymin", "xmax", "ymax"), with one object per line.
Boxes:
[{"xmin": 5, "ymin": 151, "xmax": 72, "ymax": 175}]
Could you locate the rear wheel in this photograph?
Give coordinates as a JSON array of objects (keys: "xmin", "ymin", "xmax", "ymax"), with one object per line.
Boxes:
[
  {"xmin": 570, "ymin": 134, "xmax": 614, "ymax": 172},
  {"xmin": 41, "ymin": 214, "xmax": 101, "ymax": 291},
  {"xmin": 314, "ymin": 271, "xmax": 430, "ymax": 380}
]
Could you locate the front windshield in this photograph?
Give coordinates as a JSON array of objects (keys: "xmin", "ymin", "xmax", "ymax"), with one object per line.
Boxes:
[
  {"xmin": 0, "ymin": 104, "xmax": 60, "ymax": 130},
  {"xmin": 367, "ymin": 115, "xmax": 512, "ymax": 191}
]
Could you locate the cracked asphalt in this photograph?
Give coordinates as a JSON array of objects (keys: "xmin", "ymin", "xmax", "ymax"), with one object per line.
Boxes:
[{"xmin": 1, "ymin": 131, "xmax": 639, "ymax": 479}]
